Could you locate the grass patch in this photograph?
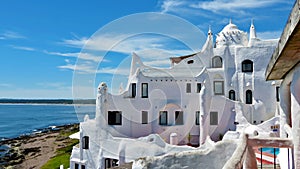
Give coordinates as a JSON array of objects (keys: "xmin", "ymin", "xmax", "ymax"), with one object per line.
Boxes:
[
  {"xmin": 41, "ymin": 125, "xmax": 79, "ymax": 169},
  {"xmin": 40, "ymin": 153, "xmax": 71, "ymax": 169},
  {"xmin": 41, "ymin": 139, "xmax": 79, "ymax": 169}
]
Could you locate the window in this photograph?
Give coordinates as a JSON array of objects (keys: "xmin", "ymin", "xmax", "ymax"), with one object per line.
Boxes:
[
  {"xmin": 159, "ymin": 111, "xmax": 168, "ymax": 125},
  {"xmin": 187, "ymin": 60, "xmax": 194, "ymax": 64},
  {"xmin": 196, "ymin": 83, "xmax": 201, "ymax": 93},
  {"xmin": 82, "ymin": 136, "xmax": 89, "ymax": 149},
  {"xmin": 214, "ymin": 81, "xmax": 224, "ymax": 95},
  {"xmin": 195, "ymin": 111, "xmax": 200, "ymax": 125},
  {"xmin": 229, "ymin": 90, "xmax": 236, "ymax": 100},
  {"xmin": 210, "ymin": 112, "xmax": 218, "ymax": 125},
  {"xmin": 105, "ymin": 158, "xmax": 118, "ymax": 169},
  {"xmin": 276, "ymin": 86, "xmax": 280, "ymax": 102},
  {"xmin": 246, "ymin": 90, "xmax": 252, "ymax": 104},
  {"xmin": 108, "ymin": 111, "xmax": 122, "ymax": 125},
  {"xmin": 75, "ymin": 163, "xmax": 79, "ymax": 169},
  {"xmin": 131, "ymin": 83, "xmax": 136, "ymax": 97},
  {"xmin": 142, "ymin": 111, "xmax": 148, "ymax": 124},
  {"xmin": 186, "ymin": 83, "xmax": 191, "ymax": 93},
  {"xmin": 242, "ymin": 60, "xmax": 253, "ymax": 72},
  {"xmin": 141, "ymin": 83, "xmax": 148, "ymax": 98},
  {"xmin": 175, "ymin": 111, "xmax": 183, "ymax": 125},
  {"xmin": 212, "ymin": 56, "xmax": 222, "ymax": 68},
  {"xmin": 81, "ymin": 165, "xmax": 86, "ymax": 169}
]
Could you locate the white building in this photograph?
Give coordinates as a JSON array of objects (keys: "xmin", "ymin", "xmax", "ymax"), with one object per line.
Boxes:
[{"xmin": 70, "ymin": 20, "xmax": 280, "ymax": 169}]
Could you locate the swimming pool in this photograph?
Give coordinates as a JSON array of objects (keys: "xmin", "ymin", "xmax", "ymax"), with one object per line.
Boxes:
[{"xmin": 259, "ymin": 147, "xmax": 280, "ymax": 156}]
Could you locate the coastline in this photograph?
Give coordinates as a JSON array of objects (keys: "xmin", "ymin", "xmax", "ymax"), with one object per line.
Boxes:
[{"xmin": 0, "ymin": 123, "xmax": 79, "ymax": 169}]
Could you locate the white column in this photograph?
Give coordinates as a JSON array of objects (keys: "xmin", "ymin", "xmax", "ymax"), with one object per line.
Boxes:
[
  {"xmin": 279, "ymin": 78, "xmax": 291, "ymax": 138},
  {"xmin": 290, "ymin": 68, "xmax": 300, "ymax": 168}
]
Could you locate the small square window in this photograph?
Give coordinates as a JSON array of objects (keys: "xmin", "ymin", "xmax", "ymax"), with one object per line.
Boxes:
[
  {"xmin": 108, "ymin": 111, "xmax": 122, "ymax": 125},
  {"xmin": 214, "ymin": 81, "xmax": 224, "ymax": 95}
]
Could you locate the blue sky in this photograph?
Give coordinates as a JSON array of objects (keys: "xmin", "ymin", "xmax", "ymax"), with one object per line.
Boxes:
[{"xmin": 0, "ymin": 0, "xmax": 294, "ymax": 99}]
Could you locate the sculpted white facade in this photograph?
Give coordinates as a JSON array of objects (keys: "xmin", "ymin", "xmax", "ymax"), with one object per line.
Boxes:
[{"xmin": 70, "ymin": 21, "xmax": 280, "ymax": 169}]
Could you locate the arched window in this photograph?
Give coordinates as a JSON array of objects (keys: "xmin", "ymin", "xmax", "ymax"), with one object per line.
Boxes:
[
  {"xmin": 242, "ymin": 60, "xmax": 253, "ymax": 72},
  {"xmin": 246, "ymin": 90, "xmax": 252, "ymax": 104},
  {"xmin": 229, "ymin": 90, "xmax": 236, "ymax": 100},
  {"xmin": 212, "ymin": 56, "xmax": 222, "ymax": 68}
]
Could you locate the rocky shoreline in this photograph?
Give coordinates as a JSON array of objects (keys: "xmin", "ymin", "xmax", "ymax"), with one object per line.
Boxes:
[{"xmin": 0, "ymin": 123, "xmax": 79, "ymax": 169}]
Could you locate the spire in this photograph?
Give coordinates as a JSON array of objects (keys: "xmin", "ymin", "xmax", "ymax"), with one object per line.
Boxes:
[
  {"xmin": 249, "ymin": 19, "xmax": 257, "ymax": 39},
  {"xmin": 208, "ymin": 25, "xmax": 212, "ymax": 36},
  {"xmin": 129, "ymin": 52, "xmax": 144, "ymax": 78},
  {"xmin": 229, "ymin": 18, "xmax": 232, "ymax": 24},
  {"xmin": 201, "ymin": 25, "xmax": 213, "ymax": 52}
]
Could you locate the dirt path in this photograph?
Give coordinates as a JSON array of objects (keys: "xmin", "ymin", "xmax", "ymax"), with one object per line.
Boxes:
[{"xmin": 0, "ymin": 124, "xmax": 79, "ymax": 169}]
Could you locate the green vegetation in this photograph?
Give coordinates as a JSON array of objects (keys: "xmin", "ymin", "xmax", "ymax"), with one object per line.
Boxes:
[{"xmin": 41, "ymin": 126, "xmax": 79, "ymax": 169}]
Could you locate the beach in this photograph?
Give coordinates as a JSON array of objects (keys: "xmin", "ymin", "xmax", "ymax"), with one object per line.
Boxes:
[{"xmin": 0, "ymin": 123, "xmax": 79, "ymax": 169}]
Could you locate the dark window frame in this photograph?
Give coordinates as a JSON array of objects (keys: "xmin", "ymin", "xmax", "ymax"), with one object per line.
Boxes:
[
  {"xmin": 195, "ymin": 111, "xmax": 200, "ymax": 125},
  {"xmin": 186, "ymin": 83, "xmax": 191, "ymax": 93},
  {"xmin": 242, "ymin": 60, "xmax": 253, "ymax": 72},
  {"xmin": 246, "ymin": 90, "xmax": 252, "ymax": 104},
  {"xmin": 141, "ymin": 83, "xmax": 148, "ymax": 98},
  {"xmin": 175, "ymin": 111, "xmax": 184, "ymax": 125},
  {"xmin": 82, "ymin": 136, "xmax": 89, "ymax": 149},
  {"xmin": 142, "ymin": 111, "xmax": 148, "ymax": 124},
  {"xmin": 276, "ymin": 86, "xmax": 280, "ymax": 102},
  {"xmin": 159, "ymin": 111, "xmax": 168, "ymax": 125},
  {"xmin": 131, "ymin": 83, "xmax": 136, "ymax": 98},
  {"xmin": 108, "ymin": 111, "xmax": 122, "ymax": 125},
  {"xmin": 75, "ymin": 163, "xmax": 79, "ymax": 169},
  {"xmin": 229, "ymin": 90, "xmax": 236, "ymax": 100},
  {"xmin": 196, "ymin": 83, "xmax": 202, "ymax": 93},
  {"xmin": 214, "ymin": 81, "xmax": 224, "ymax": 95},
  {"xmin": 187, "ymin": 60, "xmax": 194, "ymax": 64},
  {"xmin": 212, "ymin": 56, "xmax": 223, "ymax": 68}
]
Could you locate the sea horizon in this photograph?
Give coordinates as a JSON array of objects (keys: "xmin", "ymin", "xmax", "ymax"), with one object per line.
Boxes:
[{"xmin": 0, "ymin": 104, "xmax": 95, "ymax": 139}]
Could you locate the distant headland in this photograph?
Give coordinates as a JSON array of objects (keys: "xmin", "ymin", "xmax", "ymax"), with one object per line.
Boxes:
[{"xmin": 0, "ymin": 99, "xmax": 96, "ymax": 104}]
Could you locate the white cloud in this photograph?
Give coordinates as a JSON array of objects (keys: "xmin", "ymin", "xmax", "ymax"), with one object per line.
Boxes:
[
  {"xmin": 160, "ymin": 0, "xmax": 186, "ymax": 13},
  {"xmin": 44, "ymin": 50, "xmax": 105, "ymax": 62},
  {"xmin": 257, "ymin": 31, "xmax": 282, "ymax": 40},
  {"xmin": 97, "ymin": 67, "xmax": 130, "ymax": 76},
  {"xmin": 10, "ymin": 45, "xmax": 35, "ymax": 51},
  {"xmin": 159, "ymin": 0, "xmax": 287, "ymax": 16},
  {"xmin": 62, "ymin": 34, "xmax": 167, "ymax": 54},
  {"xmin": 0, "ymin": 31, "xmax": 26, "ymax": 39},
  {"xmin": 58, "ymin": 63, "xmax": 96, "ymax": 74},
  {"xmin": 192, "ymin": 0, "xmax": 283, "ymax": 13}
]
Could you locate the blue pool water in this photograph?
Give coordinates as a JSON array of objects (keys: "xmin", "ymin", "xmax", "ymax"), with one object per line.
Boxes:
[
  {"xmin": 0, "ymin": 104, "xmax": 95, "ymax": 139},
  {"xmin": 260, "ymin": 147, "xmax": 280, "ymax": 155}
]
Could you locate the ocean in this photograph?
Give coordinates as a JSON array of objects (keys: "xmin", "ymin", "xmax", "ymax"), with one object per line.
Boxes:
[{"xmin": 0, "ymin": 104, "xmax": 95, "ymax": 139}]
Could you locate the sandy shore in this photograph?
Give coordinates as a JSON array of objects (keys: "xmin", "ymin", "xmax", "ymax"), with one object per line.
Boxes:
[{"xmin": 0, "ymin": 124, "xmax": 79, "ymax": 169}]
